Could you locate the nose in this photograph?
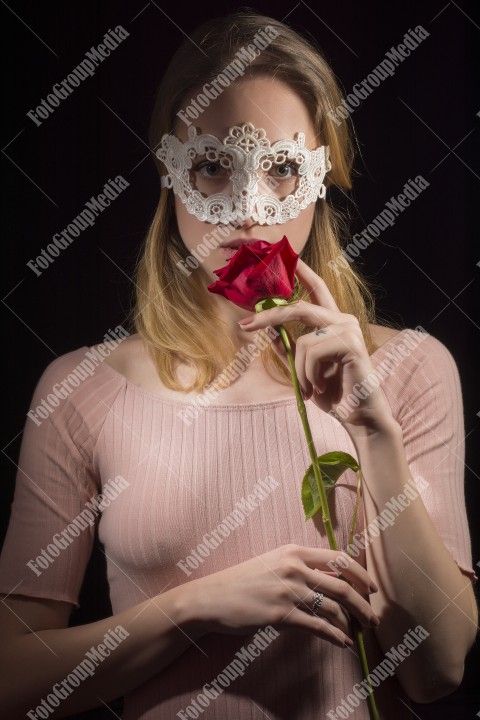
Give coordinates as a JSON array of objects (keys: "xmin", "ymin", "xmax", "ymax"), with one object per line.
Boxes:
[{"xmin": 230, "ymin": 216, "xmax": 258, "ymax": 231}]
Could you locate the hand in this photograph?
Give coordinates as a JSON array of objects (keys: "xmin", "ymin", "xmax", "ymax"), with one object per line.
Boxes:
[
  {"xmin": 238, "ymin": 258, "xmax": 394, "ymax": 435},
  {"xmin": 190, "ymin": 544, "xmax": 380, "ymax": 647}
]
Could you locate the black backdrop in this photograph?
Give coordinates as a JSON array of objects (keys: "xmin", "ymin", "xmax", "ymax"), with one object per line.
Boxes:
[{"xmin": 1, "ymin": 1, "xmax": 478, "ymax": 718}]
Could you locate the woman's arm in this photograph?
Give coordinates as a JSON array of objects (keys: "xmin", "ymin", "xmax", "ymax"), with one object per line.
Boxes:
[
  {"xmin": 1, "ymin": 542, "xmax": 381, "ymax": 719},
  {"xmin": 1, "ymin": 588, "xmax": 203, "ymax": 719},
  {"xmin": 353, "ymin": 421, "xmax": 478, "ymax": 703},
  {"xmin": 237, "ymin": 258, "xmax": 478, "ymax": 704}
]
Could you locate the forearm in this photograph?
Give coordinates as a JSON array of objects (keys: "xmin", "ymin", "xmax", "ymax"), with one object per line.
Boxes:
[
  {"xmin": 2, "ymin": 584, "xmax": 205, "ymax": 718},
  {"xmin": 350, "ymin": 420, "xmax": 478, "ymax": 702}
]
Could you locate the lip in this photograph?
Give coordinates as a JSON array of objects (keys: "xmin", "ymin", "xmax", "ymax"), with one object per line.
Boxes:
[{"xmin": 220, "ymin": 238, "xmax": 267, "ymax": 249}]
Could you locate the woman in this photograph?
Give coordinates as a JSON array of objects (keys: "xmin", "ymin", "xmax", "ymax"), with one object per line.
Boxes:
[{"xmin": 0, "ymin": 10, "xmax": 477, "ymax": 720}]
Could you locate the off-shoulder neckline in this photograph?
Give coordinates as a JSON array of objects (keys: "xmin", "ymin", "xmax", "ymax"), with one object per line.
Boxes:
[{"xmin": 84, "ymin": 328, "xmax": 411, "ymax": 410}]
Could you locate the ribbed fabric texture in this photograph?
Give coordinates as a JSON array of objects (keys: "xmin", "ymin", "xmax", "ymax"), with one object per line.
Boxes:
[{"xmin": 0, "ymin": 329, "xmax": 475, "ymax": 719}]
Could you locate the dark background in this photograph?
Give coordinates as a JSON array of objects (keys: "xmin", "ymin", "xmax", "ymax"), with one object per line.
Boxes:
[{"xmin": 1, "ymin": 1, "xmax": 478, "ymax": 718}]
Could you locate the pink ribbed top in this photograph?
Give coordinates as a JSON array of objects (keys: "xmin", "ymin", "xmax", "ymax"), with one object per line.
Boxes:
[{"xmin": 0, "ymin": 329, "xmax": 475, "ymax": 719}]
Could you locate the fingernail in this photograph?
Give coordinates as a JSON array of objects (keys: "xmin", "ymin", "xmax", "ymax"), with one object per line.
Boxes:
[
  {"xmin": 238, "ymin": 317, "xmax": 254, "ymax": 326},
  {"xmin": 369, "ymin": 615, "xmax": 380, "ymax": 627},
  {"xmin": 343, "ymin": 637, "xmax": 354, "ymax": 647},
  {"xmin": 369, "ymin": 582, "xmax": 379, "ymax": 593}
]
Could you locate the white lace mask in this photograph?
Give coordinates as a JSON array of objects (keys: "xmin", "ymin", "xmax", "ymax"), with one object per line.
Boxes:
[{"xmin": 156, "ymin": 122, "xmax": 332, "ymax": 225}]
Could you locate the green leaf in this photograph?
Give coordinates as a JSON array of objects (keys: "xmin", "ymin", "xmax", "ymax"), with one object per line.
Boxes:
[{"xmin": 301, "ymin": 451, "xmax": 360, "ymax": 521}]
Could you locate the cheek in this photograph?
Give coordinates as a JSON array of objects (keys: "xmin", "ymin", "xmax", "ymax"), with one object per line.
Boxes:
[
  {"xmin": 174, "ymin": 197, "xmax": 201, "ymax": 251},
  {"xmin": 282, "ymin": 205, "xmax": 316, "ymax": 251}
]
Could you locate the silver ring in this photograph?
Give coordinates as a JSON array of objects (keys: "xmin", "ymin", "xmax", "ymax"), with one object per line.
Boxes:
[
  {"xmin": 314, "ymin": 328, "xmax": 327, "ymax": 335},
  {"xmin": 311, "ymin": 591, "xmax": 324, "ymax": 616}
]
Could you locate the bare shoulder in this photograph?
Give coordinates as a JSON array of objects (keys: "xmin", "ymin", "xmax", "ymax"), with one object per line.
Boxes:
[
  {"xmin": 99, "ymin": 333, "xmax": 144, "ymax": 371},
  {"xmin": 368, "ymin": 323, "xmax": 404, "ymax": 352},
  {"xmin": 95, "ymin": 333, "xmax": 161, "ymax": 387}
]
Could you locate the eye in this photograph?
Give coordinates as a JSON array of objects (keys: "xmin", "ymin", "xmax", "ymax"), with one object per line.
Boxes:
[
  {"xmin": 270, "ymin": 162, "xmax": 298, "ymax": 179},
  {"xmin": 193, "ymin": 160, "xmax": 225, "ymax": 179}
]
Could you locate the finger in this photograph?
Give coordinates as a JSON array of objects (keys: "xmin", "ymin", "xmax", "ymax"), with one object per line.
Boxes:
[
  {"xmin": 239, "ymin": 301, "xmax": 342, "ymax": 332},
  {"xmin": 271, "ymin": 329, "xmax": 340, "ymax": 401},
  {"xmin": 298, "ymin": 589, "xmax": 351, "ymax": 636},
  {"xmin": 270, "ymin": 330, "xmax": 319, "ymax": 399},
  {"xmin": 291, "ymin": 336, "xmax": 313, "ymax": 397},
  {"xmin": 301, "ymin": 566, "xmax": 379, "ymax": 629},
  {"xmin": 317, "ymin": 574, "xmax": 380, "ymax": 628},
  {"xmin": 286, "ymin": 607, "xmax": 353, "ymax": 647},
  {"xmin": 287, "ymin": 335, "xmax": 330, "ymax": 400},
  {"xmin": 270, "ymin": 333, "xmax": 314, "ymax": 399},
  {"xmin": 271, "ymin": 327, "xmax": 294, "ymax": 365},
  {"xmin": 295, "ymin": 258, "xmax": 340, "ymax": 312},
  {"xmin": 301, "ymin": 340, "xmax": 337, "ymax": 395},
  {"xmin": 313, "ymin": 361, "xmax": 331, "ymax": 394},
  {"xmin": 301, "ymin": 548, "xmax": 377, "ymax": 596}
]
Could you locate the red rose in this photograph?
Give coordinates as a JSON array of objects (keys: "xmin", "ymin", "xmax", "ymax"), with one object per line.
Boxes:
[{"xmin": 207, "ymin": 236, "xmax": 299, "ymax": 311}]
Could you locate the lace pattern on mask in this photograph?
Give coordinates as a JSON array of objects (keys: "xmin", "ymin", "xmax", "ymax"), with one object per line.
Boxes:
[{"xmin": 156, "ymin": 122, "xmax": 332, "ymax": 225}]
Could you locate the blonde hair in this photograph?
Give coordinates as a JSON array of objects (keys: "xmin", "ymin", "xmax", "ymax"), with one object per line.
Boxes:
[{"xmin": 134, "ymin": 10, "xmax": 378, "ymax": 393}]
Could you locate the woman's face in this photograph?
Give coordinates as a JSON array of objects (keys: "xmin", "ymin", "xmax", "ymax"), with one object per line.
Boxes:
[{"xmin": 172, "ymin": 76, "xmax": 320, "ymax": 283}]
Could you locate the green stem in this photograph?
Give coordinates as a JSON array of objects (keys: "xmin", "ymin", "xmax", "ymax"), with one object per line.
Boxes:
[
  {"xmin": 277, "ymin": 325, "xmax": 338, "ymax": 551},
  {"xmin": 276, "ymin": 323, "xmax": 379, "ymax": 720},
  {"xmin": 348, "ymin": 469, "xmax": 379, "ymax": 719},
  {"xmin": 353, "ymin": 622, "xmax": 379, "ymax": 720},
  {"xmin": 348, "ymin": 470, "xmax": 362, "ymax": 551}
]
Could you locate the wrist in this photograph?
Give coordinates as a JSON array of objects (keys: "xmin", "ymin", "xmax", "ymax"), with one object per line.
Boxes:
[
  {"xmin": 349, "ymin": 418, "xmax": 413, "ymax": 501},
  {"xmin": 169, "ymin": 580, "xmax": 210, "ymax": 639},
  {"xmin": 344, "ymin": 412, "xmax": 402, "ymax": 446}
]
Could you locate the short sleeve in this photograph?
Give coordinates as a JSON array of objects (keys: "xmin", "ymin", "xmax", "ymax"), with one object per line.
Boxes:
[
  {"xmin": 0, "ymin": 349, "xmax": 124, "ymax": 607},
  {"xmin": 376, "ymin": 331, "xmax": 476, "ymax": 583}
]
